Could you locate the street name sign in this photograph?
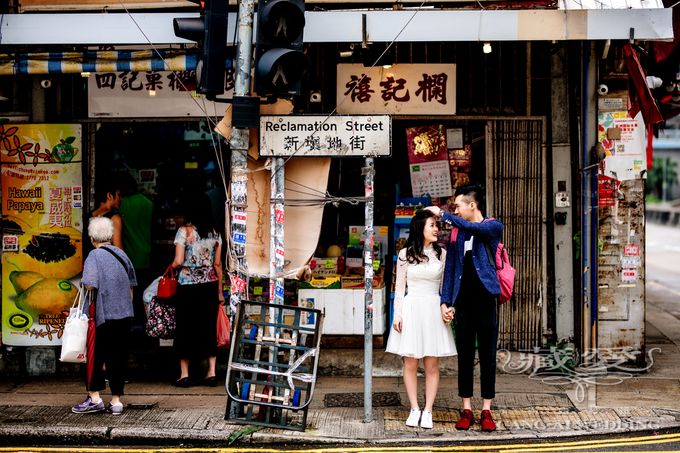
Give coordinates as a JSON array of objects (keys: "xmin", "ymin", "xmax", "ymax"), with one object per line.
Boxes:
[{"xmin": 259, "ymin": 115, "xmax": 391, "ymax": 157}]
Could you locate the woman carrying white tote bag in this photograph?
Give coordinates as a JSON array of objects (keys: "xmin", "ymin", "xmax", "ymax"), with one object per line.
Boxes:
[{"xmin": 60, "ymin": 286, "xmax": 89, "ymax": 363}]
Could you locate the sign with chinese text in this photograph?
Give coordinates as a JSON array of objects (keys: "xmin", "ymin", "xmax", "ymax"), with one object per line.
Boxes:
[
  {"xmin": 259, "ymin": 115, "xmax": 391, "ymax": 156},
  {"xmin": 88, "ymin": 70, "xmax": 234, "ymax": 118},
  {"xmin": 337, "ymin": 64, "xmax": 456, "ymax": 115},
  {"xmin": 598, "ymin": 174, "xmax": 621, "ymax": 207},
  {"xmin": 1, "ymin": 124, "xmax": 83, "ymax": 346},
  {"xmin": 624, "ymin": 244, "xmax": 640, "ymax": 256}
]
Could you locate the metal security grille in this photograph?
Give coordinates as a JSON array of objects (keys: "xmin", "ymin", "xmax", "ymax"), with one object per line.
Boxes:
[{"xmin": 486, "ymin": 119, "xmax": 545, "ymax": 350}]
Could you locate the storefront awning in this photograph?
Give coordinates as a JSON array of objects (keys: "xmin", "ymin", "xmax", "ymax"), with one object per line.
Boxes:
[{"xmin": 0, "ymin": 50, "xmax": 197, "ymax": 75}]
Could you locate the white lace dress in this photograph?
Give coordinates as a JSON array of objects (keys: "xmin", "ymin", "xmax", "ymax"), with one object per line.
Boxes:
[{"xmin": 385, "ymin": 246, "xmax": 457, "ymax": 358}]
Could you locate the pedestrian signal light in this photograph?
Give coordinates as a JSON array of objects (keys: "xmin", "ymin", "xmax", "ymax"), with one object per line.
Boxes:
[{"xmin": 254, "ymin": 0, "xmax": 309, "ymax": 98}]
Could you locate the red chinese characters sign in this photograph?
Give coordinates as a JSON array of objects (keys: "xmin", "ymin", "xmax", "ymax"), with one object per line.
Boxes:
[{"xmin": 336, "ymin": 64, "xmax": 456, "ymax": 115}]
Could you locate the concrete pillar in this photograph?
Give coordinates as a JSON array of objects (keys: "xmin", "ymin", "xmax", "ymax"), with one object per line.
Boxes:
[{"xmin": 551, "ymin": 47, "xmax": 575, "ymax": 342}]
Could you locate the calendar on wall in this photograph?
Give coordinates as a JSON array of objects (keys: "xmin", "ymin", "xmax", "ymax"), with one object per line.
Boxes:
[
  {"xmin": 406, "ymin": 124, "xmax": 453, "ymax": 198},
  {"xmin": 409, "ymin": 160, "xmax": 453, "ymax": 198}
]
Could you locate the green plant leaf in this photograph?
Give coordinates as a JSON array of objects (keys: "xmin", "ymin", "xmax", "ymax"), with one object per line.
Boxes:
[
  {"xmin": 226, "ymin": 425, "xmax": 263, "ymax": 446},
  {"xmin": 64, "ymin": 136, "xmax": 76, "ymax": 144}
]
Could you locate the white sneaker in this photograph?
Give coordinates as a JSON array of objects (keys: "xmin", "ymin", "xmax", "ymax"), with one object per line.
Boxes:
[
  {"xmin": 420, "ymin": 410, "xmax": 433, "ymax": 429},
  {"xmin": 405, "ymin": 408, "xmax": 421, "ymax": 427}
]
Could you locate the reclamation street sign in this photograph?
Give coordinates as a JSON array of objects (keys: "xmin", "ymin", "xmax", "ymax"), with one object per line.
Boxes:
[{"xmin": 259, "ymin": 115, "xmax": 392, "ymax": 157}]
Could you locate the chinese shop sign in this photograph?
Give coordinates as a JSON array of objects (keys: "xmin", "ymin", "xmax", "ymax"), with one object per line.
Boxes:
[
  {"xmin": 336, "ymin": 64, "xmax": 456, "ymax": 115},
  {"xmin": 1, "ymin": 124, "xmax": 84, "ymax": 346},
  {"xmin": 88, "ymin": 69, "xmax": 234, "ymax": 118},
  {"xmin": 259, "ymin": 115, "xmax": 391, "ymax": 157}
]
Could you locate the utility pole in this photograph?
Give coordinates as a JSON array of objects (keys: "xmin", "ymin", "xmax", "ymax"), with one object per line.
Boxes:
[
  {"xmin": 363, "ymin": 157, "xmax": 375, "ymax": 423},
  {"xmin": 229, "ymin": 0, "xmax": 255, "ymax": 309}
]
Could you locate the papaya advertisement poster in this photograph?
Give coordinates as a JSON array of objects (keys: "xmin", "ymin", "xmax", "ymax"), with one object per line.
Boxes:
[{"xmin": 1, "ymin": 124, "xmax": 83, "ymax": 346}]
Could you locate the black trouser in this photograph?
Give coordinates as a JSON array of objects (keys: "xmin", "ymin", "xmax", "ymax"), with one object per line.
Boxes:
[
  {"xmin": 87, "ymin": 317, "xmax": 132, "ymax": 396},
  {"xmin": 132, "ymin": 268, "xmax": 151, "ymax": 326},
  {"xmin": 455, "ymin": 256, "xmax": 499, "ymax": 400}
]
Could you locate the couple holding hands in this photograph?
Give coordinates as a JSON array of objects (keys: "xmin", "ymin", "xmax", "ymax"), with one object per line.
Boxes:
[{"xmin": 386, "ymin": 185, "xmax": 503, "ymax": 432}]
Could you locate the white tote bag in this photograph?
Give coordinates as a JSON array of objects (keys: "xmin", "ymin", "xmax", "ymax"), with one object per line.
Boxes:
[{"xmin": 60, "ymin": 287, "xmax": 89, "ymax": 363}]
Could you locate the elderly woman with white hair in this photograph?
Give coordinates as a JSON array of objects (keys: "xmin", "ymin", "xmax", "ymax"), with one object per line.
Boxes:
[{"xmin": 71, "ymin": 216, "xmax": 137, "ymax": 416}]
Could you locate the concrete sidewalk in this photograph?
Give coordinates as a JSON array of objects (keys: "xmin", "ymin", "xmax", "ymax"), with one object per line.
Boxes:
[{"xmin": 1, "ymin": 282, "xmax": 679, "ymax": 446}]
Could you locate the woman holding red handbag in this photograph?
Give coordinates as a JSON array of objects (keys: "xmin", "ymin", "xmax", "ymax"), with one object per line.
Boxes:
[{"xmin": 171, "ymin": 199, "xmax": 224, "ymax": 387}]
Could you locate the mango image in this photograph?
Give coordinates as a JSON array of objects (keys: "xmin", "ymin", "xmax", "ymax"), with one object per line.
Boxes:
[
  {"xmin": 9, "ymin": 271, "xmax": 44, "ymax": 294},
  {"xmin": 15, "ymin": 278, "xmax": 77, "ymax": 316}
]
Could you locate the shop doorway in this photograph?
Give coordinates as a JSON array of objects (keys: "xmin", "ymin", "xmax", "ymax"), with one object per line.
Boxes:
[
  {"xmin": 486, "ymin": 118, "xmax": 546, "ymax": 350},
  {"xmin": 91, "ymin": 121, "xmax": 228, "ymax": 276}
]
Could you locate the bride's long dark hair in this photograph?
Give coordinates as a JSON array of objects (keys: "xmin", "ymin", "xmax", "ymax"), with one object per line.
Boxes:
[{"xmin": 402, "ymin": 209, "xmax": 442, "ymax": 264}]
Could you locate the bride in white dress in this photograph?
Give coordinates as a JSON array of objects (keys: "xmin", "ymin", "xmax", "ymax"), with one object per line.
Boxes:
[{"xmin": 386, "ymin": 209, "xmax": 457, "ymax": 429}]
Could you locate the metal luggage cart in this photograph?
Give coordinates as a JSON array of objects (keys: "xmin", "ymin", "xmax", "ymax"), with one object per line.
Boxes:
[{"xmin": 225, "ymin": 300, "xmax": 323, "ymax": 431}]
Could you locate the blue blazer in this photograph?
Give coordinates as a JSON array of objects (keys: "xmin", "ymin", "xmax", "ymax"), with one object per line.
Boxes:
[{"xmin": 440, "ymin": 213, "xmax": 503, "ymax": 306}]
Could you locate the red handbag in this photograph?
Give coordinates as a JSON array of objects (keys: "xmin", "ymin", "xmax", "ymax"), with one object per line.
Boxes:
[{"xmin": 157, "ymin": 265, "xmax": 178, "ymax": 299}]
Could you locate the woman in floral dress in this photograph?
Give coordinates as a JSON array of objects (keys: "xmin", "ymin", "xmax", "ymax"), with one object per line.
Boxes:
[{"xmin": 171, "ymin": 204, "xmax": 224, "ymax": 387}]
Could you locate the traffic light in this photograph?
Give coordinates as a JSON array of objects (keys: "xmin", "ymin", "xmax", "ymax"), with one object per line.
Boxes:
[
  {"xmin": 254, "ymin": 0, "xmax": 309, "ymax": 98},
  {"xmin": 173, "ymin": 0, "xmax": 228, "ymax": 99}
]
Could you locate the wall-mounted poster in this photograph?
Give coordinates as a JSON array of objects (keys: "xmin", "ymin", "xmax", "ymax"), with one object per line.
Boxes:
[
  {"xmin": 597, "ymin": 111, "xmax": 646, "ymax": 181},
  {"xmin": 448, "ymin": 144, "xmax": 472, "ymax": 188},
  {"xmin": 406, "ymin": 125, "xmax": 452, "ymax": 198},
  {"xmin": 598, "ymin": 174, "xmax": 621, "ymax": 207},
  {"xmin": 1, "ymin": 124, "xmax": 83, "ymax": 346},
  {"xmin": 406, "ymin": 125, "xmax": 448, "ymax": 163}
]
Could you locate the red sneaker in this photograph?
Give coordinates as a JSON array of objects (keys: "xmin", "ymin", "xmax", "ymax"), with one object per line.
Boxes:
[
  {"xmin": 455, "ymin": 409, "xmax": 474, "ymax": 430},
  {"xmin": 480, "ymin": 410, "xmax": 497, "ymax": 432}
]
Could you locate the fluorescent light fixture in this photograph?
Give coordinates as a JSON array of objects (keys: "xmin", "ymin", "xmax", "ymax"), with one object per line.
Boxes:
[
  {"xmin": 483, "ymin": 42, "xmax": 492, "ymax": 54},
  {"xmin": 80, "ymin": 72, "xmax": 91, "ymax": 77}
]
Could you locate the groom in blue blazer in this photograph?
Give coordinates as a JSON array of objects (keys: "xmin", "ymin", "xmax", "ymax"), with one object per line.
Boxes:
[{"xmin": 427, "ymin": 185, "xmax": 503, "ymax": 432}]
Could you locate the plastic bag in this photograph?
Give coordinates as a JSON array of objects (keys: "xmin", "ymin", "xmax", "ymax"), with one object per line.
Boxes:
[
  {"xmin": 143, "ymin": 276, "xmax": 161, "ymax": 304},
  {"xmin": 217, "ymin": 304, "xmax": 231, "ymax": 349},
  {"xmin": 60, "ymin": 287, "xmax": 89, "ymax": 363}
]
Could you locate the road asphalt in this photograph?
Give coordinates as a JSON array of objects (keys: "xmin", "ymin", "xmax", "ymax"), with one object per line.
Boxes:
[{"xmin": 1, "ymin": 250, "xmax": 680, "ymax": 446}]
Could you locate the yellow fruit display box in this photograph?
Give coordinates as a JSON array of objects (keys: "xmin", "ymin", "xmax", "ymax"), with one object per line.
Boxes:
[{"xmin": 298, "ymin": 275, "xmax": 341, "ymax": 290}]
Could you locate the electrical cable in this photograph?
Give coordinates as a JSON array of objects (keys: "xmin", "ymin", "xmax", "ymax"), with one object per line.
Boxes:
[
  {"xmin": 268, "ymin": 0, "xmax": 430, "ymax": 180},
  {"xmin": 117, "ymin": 1, "xmax": 223, "ymax": 130}
]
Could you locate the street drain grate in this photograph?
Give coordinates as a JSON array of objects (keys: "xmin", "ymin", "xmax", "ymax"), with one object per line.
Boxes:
[
  {"xmin": 126, "ymin": 403, "xmax": 157, "ymax": 410},
  {"xmin": 324, "ymin": 392, "xmax": 401, "ymax": 408}
]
